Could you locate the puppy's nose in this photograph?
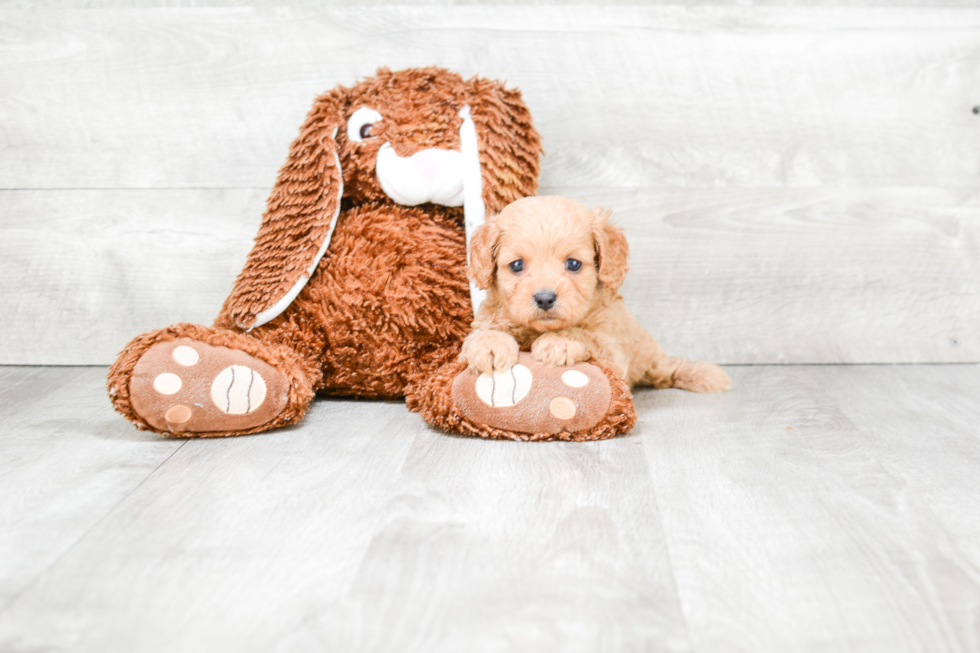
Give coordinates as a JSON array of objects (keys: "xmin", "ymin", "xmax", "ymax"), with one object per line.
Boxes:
[{"xmin": 533, "ymin": 290, "xmax": 558, "ymax": 311}]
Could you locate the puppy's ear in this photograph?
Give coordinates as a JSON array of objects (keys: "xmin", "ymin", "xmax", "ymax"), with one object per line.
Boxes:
[
  {"xmin": 467, "ymin": 218, "xmax": 502, "ymax": 290},
  {"xmin": 219, "ymin": 89, "xmax": 348, "ymax": 331},
  {"xmin": 592, "ymin": 208, "xmax": 630, "ymax": 293}
]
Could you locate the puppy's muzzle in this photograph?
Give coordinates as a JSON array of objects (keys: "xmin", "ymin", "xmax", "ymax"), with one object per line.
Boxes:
[{"xmin": 534, "ymin": 290, "xmax": 558, "ymax": 311}]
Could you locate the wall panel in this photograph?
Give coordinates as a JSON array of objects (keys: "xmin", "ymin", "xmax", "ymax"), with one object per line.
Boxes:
[{"xmin": 1, "ymin": 6, "xmax": 978, "ymax": 364}]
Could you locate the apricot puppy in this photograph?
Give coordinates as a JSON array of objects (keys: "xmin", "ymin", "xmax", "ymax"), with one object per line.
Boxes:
[{"xmin": 460, "ymin": 196, "xmax": 731, "ymax": 393}]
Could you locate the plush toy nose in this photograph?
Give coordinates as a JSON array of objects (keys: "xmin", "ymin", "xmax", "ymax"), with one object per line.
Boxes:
[{"xmin": 534, "ymin": 290, "xmax": 558, "ymax": 311}]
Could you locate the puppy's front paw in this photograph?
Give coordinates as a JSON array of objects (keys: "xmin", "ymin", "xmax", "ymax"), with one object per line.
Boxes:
[
  {"xmin": 461, "ymin": 330, "xmax": 520, "ymax": 375},
  {"xmin": 532, "ymin": 333, "xmax": 589, "ymax": 367}
]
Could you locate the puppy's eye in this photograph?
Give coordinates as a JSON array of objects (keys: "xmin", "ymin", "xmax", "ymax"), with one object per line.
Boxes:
[
  {"xmin": 347, "ymin": 107, "xmax": 383, "ymax": 143},
  {"xmin": 565, "ymin": 258, "xmax": 583, "ymax": 272},
  {"xmin": 508, "ymin": 260, "xmax": 525, "ymax": 273}
]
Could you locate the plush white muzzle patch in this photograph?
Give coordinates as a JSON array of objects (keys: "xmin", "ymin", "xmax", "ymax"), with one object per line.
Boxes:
[{"xmin": 376, "ymin": 145, "xmax": 465, "ymax": 207}]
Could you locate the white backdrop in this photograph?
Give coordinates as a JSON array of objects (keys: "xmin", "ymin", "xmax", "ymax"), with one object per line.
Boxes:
[{"xmin": 2, "ymin": 5, "xmax": 978, "ymax": 364}]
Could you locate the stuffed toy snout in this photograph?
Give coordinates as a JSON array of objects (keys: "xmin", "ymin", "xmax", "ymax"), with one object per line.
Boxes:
[{"xmin": 376, "ymin": 144, "xmax": 466, "ymax": 206}]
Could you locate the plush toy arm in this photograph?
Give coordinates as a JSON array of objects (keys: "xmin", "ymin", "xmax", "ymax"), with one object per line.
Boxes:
[{"xmin": 221, "ymin": 97, "xmax": 344, "ymax": 331}]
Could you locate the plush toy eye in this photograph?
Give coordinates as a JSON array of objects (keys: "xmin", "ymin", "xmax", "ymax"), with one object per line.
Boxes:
[
  {"xmin": 508, "ymin": 260, "xmax": 525, "ymax": 273},
  {"xmin": 566, "ymin": 258, "xmax": 583, "ymax": 272},
  {"xmin": 347, "ymin": 107, "xmax": 383, "ymax": 143}
]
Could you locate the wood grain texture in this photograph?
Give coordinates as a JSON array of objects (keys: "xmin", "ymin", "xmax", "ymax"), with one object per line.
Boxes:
[
  {"xmin": 2, "ymin": 364, "xmax": 979, "ymax": 651},
  {"xmin": 306, "ymin": 433, "xmax": 689, "ymax": 653},
  {"xmin": 637, "ymin": 363, "xmax": 980, "ymax": 652},
  {"xmin": 0, "ymin": 387, "xmax": 421, "ymax": 653},
  {"xmin": 2, "ymin": 6, "xmax": 979, "ymax": 366},
  {"xmin": 0, "ymin": 366, "xmax": 183, "ymax": 613},
  {"xmin": 4, "ymin": 187, "xmax": 977, "ymax": 365},
  {"xmin": 0, "ymin": 7, "xmax": 978, "ymax": 190},
  {"xmin": 0, "ymin": 189, "xmax": 265, "ymax": 365},
  {"xmin": 574, "ymin": 186, "xmax": 980, "ymax": 365}
]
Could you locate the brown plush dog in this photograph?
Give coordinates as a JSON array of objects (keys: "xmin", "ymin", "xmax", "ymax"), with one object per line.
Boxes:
[
  {"xmin": 461, "ymin": 196, "xmax": 731, "ymax": 393},
  {"xmin": 107, "ymin": 67, "xmax": 543, "ymax": 437}
]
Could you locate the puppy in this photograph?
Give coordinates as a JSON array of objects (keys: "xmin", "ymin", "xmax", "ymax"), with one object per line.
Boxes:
[{"xmin": 460, "ymin": 196, "xmax": 731, "ymax": 393}]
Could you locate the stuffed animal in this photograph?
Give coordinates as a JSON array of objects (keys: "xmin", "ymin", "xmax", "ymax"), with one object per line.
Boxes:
[{"xmin": 107, "ymin": 67, "xmax": 636, "ymax": 441}]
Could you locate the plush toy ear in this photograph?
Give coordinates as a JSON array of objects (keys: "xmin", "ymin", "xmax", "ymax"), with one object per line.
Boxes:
[
  {"xmin": 592, "ymin": 208, "xmax": 630, "ymax": 293},
  {"xmin": 465, "ymin": 78, "xmax": 541, "ymax": 216},
  {"xmin": 221, "ymin": 90, "xmax": 347, "ymax": 331},
  {"xmin": 467, "ymin": 218, "xmax": 502, "ymax": 291},
  {"xmin": 460, "ymin": 78, "xmax": 541, "ymax": 313}
]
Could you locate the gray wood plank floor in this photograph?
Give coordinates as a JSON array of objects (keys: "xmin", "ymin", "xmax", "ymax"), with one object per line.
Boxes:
[{"xmin": 1, "ymin": 364, "xmax": 978, "ymax": 652}]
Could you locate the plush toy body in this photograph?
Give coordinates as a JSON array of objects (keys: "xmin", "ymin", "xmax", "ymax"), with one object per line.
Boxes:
[{"xmin": 108, "ymin": 67, "xmax": 637, "ymax": 441}]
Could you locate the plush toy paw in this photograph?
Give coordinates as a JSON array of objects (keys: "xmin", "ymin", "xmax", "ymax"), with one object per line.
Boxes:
[
  {"xmin": 530, "ymin": 333, "xmax": 589, "ymax": 367},
  {"xmin": 128, "ymin": 337, "xmax": 290, "ymax": 435},
  {"xmin": 451, "ymin": 352, "xmax": 614, "ymax": 437}
]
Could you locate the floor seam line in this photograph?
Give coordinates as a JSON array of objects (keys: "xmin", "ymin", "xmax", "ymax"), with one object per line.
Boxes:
[{"xmin": 640, "ymin": 437, "xmax": 698, "ymax": 653}]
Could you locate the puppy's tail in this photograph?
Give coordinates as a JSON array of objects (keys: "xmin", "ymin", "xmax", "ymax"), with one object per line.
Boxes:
[{"xmin": 644, "ymin": 356, "xmax": 731, "ymax": 393}]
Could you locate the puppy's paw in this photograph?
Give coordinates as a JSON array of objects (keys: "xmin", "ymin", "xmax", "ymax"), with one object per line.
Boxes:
[
  {"xmin": 461, "ymin": 329, "xmax": 520, "ymax": 375},
  {"xmin": 532, "ymin": 333, "xmax": 589, "ymax": 367},
  {"xmin": 676, "ymin": 362, "xmax": 732, "ymax": 393}
]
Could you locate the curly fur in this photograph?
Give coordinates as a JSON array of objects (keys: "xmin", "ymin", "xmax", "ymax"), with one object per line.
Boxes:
[
  {"xmin": 460, "ymin": 196, "xmax": 732, "ymax": 393},
  {"xmin": 109, "ymin": 67, "xmax": 542, "ymax": 437}
]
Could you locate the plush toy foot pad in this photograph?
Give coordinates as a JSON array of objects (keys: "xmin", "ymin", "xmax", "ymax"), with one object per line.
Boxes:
[
  {"xmin": 129, "ymin": 338, "xmax": 289, "ymax": 435},
  {"xmin": 451, "ymin": 352, "xmax": 612, "ymax": 436}
]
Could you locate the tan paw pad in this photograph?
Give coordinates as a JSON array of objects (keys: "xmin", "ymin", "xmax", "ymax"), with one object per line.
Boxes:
[
  {"xmin": 210, "ymin": 365, "xmax": 267, "ymax": 414},
  {"xmin": 560, "ymin": 370, "xmax": 589, "ymax": 388},
  {"xmin": 475, "ymin": 364, "xmax": 532, "ymax": 407},
  {"xmin": 172, "ymin": 345, "xmax": 200, "ymax": 366},
  {"xmin": 153, "ymin": 373, "xmax": 182, "ymax": 395},
  {"xmin": 165, "ymin": 404, "xmax": 192, "ymax": 424},
  {"xmin": 549, "ymin": 397, "xmax": 576, "ymax": 420}
]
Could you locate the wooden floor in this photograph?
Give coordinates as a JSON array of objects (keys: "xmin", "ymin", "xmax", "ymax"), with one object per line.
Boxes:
[{"xmin": 1, "ymin": 364, "xmax": 978, "ymax": 652}]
